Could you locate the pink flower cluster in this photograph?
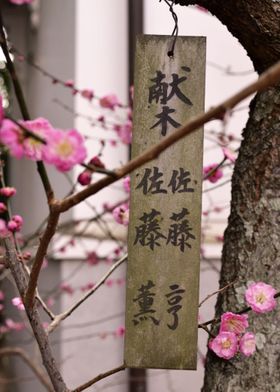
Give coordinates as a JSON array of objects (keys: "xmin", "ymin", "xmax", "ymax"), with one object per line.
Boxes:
[
  {"xmin": 0, "ymin": 118, "xmax": 87, "ymax": 172},
  {"xmin": 209, "ymin": 312, "xmax": 255, "ymax": 359},
  {"xmin": 209, "ymin": 282, "xmax": 277, "ymax": 360}
]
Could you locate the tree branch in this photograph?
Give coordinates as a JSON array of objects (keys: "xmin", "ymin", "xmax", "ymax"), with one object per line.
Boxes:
[
  {"xmin": 71, "ymin": 364, "xmax": 125, "ymax": 392},
  {"xmin": 3, "ymin": 235, "xmax": 69, "ymax": 391},
  {"xmin": 0, "ymin": 347, "xmax": 53, "ymax": 392},
  {"xmin": 58, "ymin": 60, "xmax": 280, "ymax": 213},
  {"xmin": 25, "ymin": 207, "xmax": 60, "ymax": 308},
  {"xmin": 0, "ymin": 9, "xmax": 54, "ymax": 203},
  {"xmin": 47, "ymin": 254, "xmax": 127, "ymax": 334}
]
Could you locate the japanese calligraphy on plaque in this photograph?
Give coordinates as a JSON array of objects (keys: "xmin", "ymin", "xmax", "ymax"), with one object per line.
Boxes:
[{"xmin": 124, "ymin": 35, "xmax": 206, "ymax": 370}]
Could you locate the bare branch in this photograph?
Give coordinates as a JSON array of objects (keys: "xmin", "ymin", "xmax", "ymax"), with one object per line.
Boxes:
[
  {"xmin": 71, "ymin": 364, "xmax": 125, "ymax": 392},
  {"xmin": 58, "ymin": 60, "xmax": 280, "ymax": 213},
  {"xmin": 0, "ymin": 347, "xmax": 53, "ymax": 392},
  {"xmin": 3, "ymin": 235, "xmax": 69, "ymax": 392},
  {"xmin": 47, "ymin": 254, "xmax": 127, "ymax": 334}
]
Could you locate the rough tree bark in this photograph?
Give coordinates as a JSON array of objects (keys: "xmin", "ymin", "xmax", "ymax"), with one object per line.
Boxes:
[{"xmin": 175, "ymin": 1, "xmax": 280, "ymax": 391}]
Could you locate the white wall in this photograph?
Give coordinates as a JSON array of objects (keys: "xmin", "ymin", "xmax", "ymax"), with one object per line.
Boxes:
[{"xmin": 59, "ymin": 1, "xmax": 129, "ymax": 390}]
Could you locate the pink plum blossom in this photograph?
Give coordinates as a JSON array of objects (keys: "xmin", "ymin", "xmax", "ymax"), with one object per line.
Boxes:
[
  {"xmin": 123, "ymin": 176, "xmax": 130, "ymax": 193},
  {"xmin": 11, "ymin": 215, "xmax": 23, "ymax": 226},
  {"xmin": 44, "ymin": 128, "xmax": 87, "ymax": 171},
  {"xmin": 0, "ymin": 291, "xmax": 4, "ymax": 301},
  {"xmin": 0, "ymin": 203, "xmax": 7, "ymax": 213},
  {"xmin": 81, "ymin": 89, "xmax": 94, "ymax": 101},
  {"xmin": 220, "ymin": 312, "xmax": 248, "ymax": 335},
  {"xmin": 7, "ymin": 215, "xmax": 23, "ymax": 233},
  {"xmin": 12, "ymin": 297, "xmax": 25, "ymax": 310},
  {"xmin": 239, "ymin": 332, "xmax": 256, "ymax": 357},
  {"xmin": 7, "ymin": 220, "xmax": 18, "ymax": 232},
  {"xmin": 245, "ymin": 282, "xmax": 276, "ymax": 313},
  {"xmin": 203, "ymin": 164, "xmax": 223, "ymax": 183},
  {"xmin": 78, "ymin": 170, "xmax": 92, "ymax": 186},
  {"xmin": 112, "ymin": 204, "xmax": 129, "ymax": 226},
  {"xmin": 209, "ymin": 331, "xmax": 238, "ymax": 359},
  {"xmin": 100, "ymin": 94, "xmax": 120, "ymax": 110},
  {"xmin": 89, "ymin": 155, "xmax": 105, "ymax": 168},
  {"xmin": 0, "ymin": 187, "xmax": 16, "ymax": 198}
]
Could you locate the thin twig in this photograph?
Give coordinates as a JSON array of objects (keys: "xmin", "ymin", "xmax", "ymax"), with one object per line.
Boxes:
[
  {"xmin": 199, "ymin": 291, "xmax": 280, "ymax": 328},
  {"xmin": 47, "ymin": 254, "xmax": 127, "ymax": 334},
  {"xmin": 25, "ymin": 208, "xmax": 60, "ymax": 308},
  {"xmin": 199, "ymin": 280, "xmax": 236, "ymax": 307},
  {"xmin": 71, "ymin": 364, "xmax": 125, "ymax": 392},
  {"xmin": 0, "ymin": 347, "xmax": 53, "ymax": 392},
  {"xmin": 0, "ymin": 12, "xmax": 54, "ymax": 204},
  {"xmin": 58, "ymin": 60, "xmax": 280, "ymax": 213}
]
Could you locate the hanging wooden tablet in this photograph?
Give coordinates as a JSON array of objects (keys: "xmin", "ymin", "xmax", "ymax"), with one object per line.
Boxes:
[{"xmin": 124, "ymin": 35, "xmax": 206, "ymax": 370}]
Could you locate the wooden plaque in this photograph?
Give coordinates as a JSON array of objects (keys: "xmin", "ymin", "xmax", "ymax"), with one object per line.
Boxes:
[{"xmin": 124, "ymin": 35, "xmax": 206, "ymax": 370}]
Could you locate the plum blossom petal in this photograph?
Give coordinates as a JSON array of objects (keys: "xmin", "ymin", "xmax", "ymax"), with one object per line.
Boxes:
[
  {"xmin": 240, "ymin": 332, "xmax": 256, "ymax": 357},
  {"xmin": 245, "ymin": 282, "xmax": 276, "ymax": 313},
  {"xmin": 209, "ymin": 331, "xmax": 238, "ymax": 359},
  {"xmin": 220, "ymin": 312, "xmax": 248, "ymax": 335}
]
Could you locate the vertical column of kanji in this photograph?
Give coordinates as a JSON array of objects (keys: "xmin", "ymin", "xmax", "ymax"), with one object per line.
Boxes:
[{"xmin": 125, "ymin": 35, "xmax": 206, "ymax": 370}]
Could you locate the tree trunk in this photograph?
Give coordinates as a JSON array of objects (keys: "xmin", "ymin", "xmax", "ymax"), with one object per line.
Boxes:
[{"xmin": 175, "ymin": 1, "xmax": 280, "ymax": 390}]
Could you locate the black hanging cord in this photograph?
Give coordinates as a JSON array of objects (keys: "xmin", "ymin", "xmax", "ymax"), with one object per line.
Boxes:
[{"xmin": 161, "ymin": 0, "xmax": 179, "ymax": 57}]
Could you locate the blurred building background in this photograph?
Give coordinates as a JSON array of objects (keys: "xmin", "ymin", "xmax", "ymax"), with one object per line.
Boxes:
[{"xmin": 1, "ymin": 1, "xmax": 256, "ymax": 391}]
